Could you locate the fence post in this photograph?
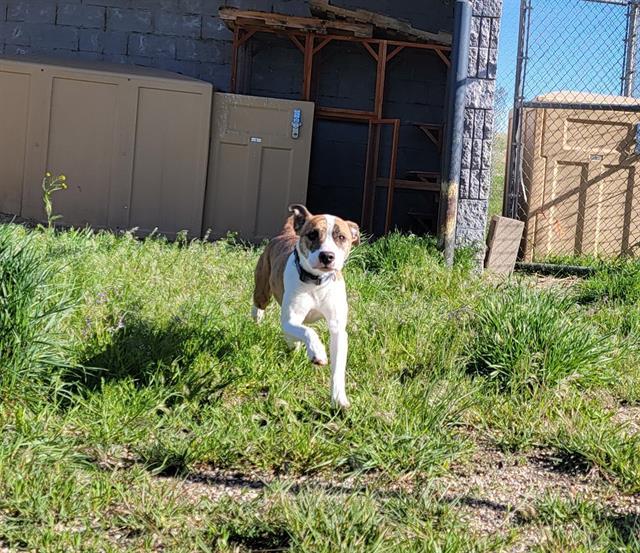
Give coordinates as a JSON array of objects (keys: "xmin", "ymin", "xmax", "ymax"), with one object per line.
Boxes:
[
  {"xmin": 442, "ymin": 0, "xmax": 472, "ymax": 268},
  {"xmin": 505, "ymin": 0, "xmax": 531, "ymax": 219},
  {"xmin": 623, "ymin": 1, "xmax": 639, "ymax": 96}
]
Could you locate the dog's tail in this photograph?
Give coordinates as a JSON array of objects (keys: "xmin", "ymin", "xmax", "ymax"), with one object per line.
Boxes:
[{"xmin": 252, "ymin": 249, "xmax": 272, "ymax": 322}]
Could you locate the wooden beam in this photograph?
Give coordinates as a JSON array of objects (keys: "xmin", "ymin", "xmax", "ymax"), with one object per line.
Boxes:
[
  {"xmin": 374, "ymin": 178, "xmax": 440, "ymax": 192},
  {"xmin": 374, "ymin": 41, "xmax": 387, "ymax": 118},
  {"xmin": 289, "ymin": 34, "xmax": 305, "ymax": 52},
  {"xmin": 315, "ymin": 107, "xmax": 376, "ymax": 122},
  {"xmin": 361, "ymin": 120, "xmax": 377, "ymax": 231},
  {"xmin": 302, "ymin": 33, "xmax": 314, "ymax": 100},
  {"xmin": 384, "ymin": 119, "xmax": 400, "ymax": 233},
  {"xmin": 435, "ymin": 48, "xmax": 451, "ymax": 68},
  {"xmin": 238, "ymin": 28, "xmax": 256, "ymax": 46},
  {"xmin": 219, "ymin": 8, "xmax": 373, "ymax": 37},
  {"xmin": 308, "ymin": 0, "xmax": 453, "ymax": 45},
  {"xmin": 411, "ymin": 122, "xmax": 443, "ymax": 150},
  {"xmin": 386, "ymin": 45, "xmax": 404, "ymax": 62},
  {"xmin": 229, "ymin": 23, "xmax": 451, "ymax": 52},
  {"xmin": 362, "ymin": 41, "xmax": 378, "ymax": 61},
  {"xmin": 313, "ymin": 36, "xmax": 333, "ymax": 54},
  {"xmin": 230, "ymin": 26, "xmax": 240, "ymax": 92}
]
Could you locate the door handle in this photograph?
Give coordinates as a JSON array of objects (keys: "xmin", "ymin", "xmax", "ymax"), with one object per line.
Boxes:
[{"xmin": 291, "ymin": 109, "xmax": 302, "ymax": 139}]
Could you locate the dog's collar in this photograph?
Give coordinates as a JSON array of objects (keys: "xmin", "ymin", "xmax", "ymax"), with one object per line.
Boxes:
[{"xmin": 293, "ymin": 248, "xmax": 334, "ymax": 286}]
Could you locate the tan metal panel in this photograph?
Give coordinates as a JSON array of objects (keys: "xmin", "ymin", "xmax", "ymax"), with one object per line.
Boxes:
[
  {"xmin": 484, "ymin": 215, "xmax": 525, "ymax": 274},
  {"xmin": 20, "ymin": 68, "xmax": 54, "ymax": 221},
  {"xmin": 517, "ymin": 92, "xmax": 640, "ymax": 259},
  {"xmin": 0, "ymin": 55, "xmax": 212, "ymax": 236},
  {"xmin": 47, "ymin": 77, "xmax": 119, "ymax": 227},
  {"xmin": 204, "ymin": 92, "xmax": 315, "ymax": 242},
  {"xmin": 534, "ymin": 160, "xmax": 586, "ymax": 257},
  {"xmin": 129, "ymin": 87, "xmax": 211, "ymax": 237},
  {"xmin": 0, "ymin": 70, "xmax": 30, "ymax": 215},
  {"xmin": 254, "ymin": 147, "xmax": 295, "ymax": 239}
]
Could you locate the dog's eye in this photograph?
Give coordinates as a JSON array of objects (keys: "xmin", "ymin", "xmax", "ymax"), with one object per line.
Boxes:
[
  {"xmin": 337, "ymin": 235, "xmax": 346, "ymax": 242},
  {"xmin": 307, "ymin": 230, "xmax": 319, "ymax": 241}
]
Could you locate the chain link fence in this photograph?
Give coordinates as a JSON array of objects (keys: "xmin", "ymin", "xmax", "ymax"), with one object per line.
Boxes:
[{"xmin": 494, "ymin": 0, "xmax": 640, "ymax": 261}]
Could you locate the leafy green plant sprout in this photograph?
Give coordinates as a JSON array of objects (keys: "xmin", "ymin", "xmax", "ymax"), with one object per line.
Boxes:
[{"xmin": 42, "ymin": 172, "xmax": 67, "ymax": 229}]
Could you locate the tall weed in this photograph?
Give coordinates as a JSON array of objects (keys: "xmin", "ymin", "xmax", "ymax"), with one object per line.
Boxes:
[
  {"xmin": 0, "ymin": 226, "xmax": 74, "ymax": 400},
  {"xmin": 467, "ymin": 285, "xmax": 615, "ymax": 393}
]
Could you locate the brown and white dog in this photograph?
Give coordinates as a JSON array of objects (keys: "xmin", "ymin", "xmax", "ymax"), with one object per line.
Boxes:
[{"xmin": 252, "ymin": 204, "xmax": 360, "ymax": 408}]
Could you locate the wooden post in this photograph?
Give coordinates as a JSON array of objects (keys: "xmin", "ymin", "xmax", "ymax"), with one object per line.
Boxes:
[
  {"xmin": 374, "ymin": 41, "xmax": 388, "ymax": 118},
  {"xmin": 230, "ymin": 26, "xmax": 240, "ymax": 92},
  {"xmin": 361, "ymin": 120, "xmax": 377, "ymax": 230},
  {"xmin": 303, "ymin": 33, "xmax": 314, "ymax": 100},
  {"xmin": 384, "ymin": 119, "xmax": 400, "ymax": 233}
]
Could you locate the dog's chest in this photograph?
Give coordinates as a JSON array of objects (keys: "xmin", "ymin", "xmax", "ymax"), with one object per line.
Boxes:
[{"xmin": 283, "ymin": 257, "xmax": 345, "ymax": 313}]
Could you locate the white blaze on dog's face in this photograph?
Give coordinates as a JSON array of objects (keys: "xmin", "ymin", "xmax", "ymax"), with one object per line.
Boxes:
[{"xmin": 289, "ymin": 205, "xmax": 360, "ymax": 273}]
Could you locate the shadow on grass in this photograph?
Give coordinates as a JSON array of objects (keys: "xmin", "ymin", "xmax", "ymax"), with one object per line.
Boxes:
[
  {"xmin": 71, "ymin": 317, "xmax": 240, "ymax": 397},
  {"xmin": 609, "ymin": 512, "xmax": 640, "ymax": 546},
  {"xmin": 226, "ymin": 529, "xmax": 291, "ymax": 552},
  {"xmin": 531, "ymin": 450, "xmax": 593, "ymax": 477}
]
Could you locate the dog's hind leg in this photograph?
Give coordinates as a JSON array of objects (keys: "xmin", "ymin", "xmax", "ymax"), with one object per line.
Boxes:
[{"xmin": 252, "ymin": 250, "xmax": 271, "ymax": 323}]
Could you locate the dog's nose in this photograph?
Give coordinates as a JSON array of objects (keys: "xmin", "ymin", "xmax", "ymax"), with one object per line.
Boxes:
[{"xmin": 319, "ymin": 251, "xmax": 335, "ymax": 266}]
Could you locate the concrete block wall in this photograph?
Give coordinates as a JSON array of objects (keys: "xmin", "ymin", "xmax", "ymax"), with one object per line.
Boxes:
[
  {"xmin": 457, "ymin": 0, "xmax": 503, "ymax": 247},
  {"xmin": 0, "ymin": 0, "xmax": 239, "ymax": 90}
]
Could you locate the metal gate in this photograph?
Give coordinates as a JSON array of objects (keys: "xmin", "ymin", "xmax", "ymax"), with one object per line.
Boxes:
[{"xmin": 505, "ymin": 0, "xmax": 640, "ymax": 260}]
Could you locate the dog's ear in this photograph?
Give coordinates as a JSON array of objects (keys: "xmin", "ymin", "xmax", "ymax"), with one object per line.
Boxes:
[
  {"xmin": 345, "ymin": 221, "xmax": 360, "ymax": 245},
  {"xmin": 288, "ymin": 204, "xmax": 311, "ymax": 234}
]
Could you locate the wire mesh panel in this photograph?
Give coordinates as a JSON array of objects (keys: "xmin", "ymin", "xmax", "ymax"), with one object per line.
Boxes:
[{"xmin": 504, "ymin": 0, "xmax": 640, "ymax": 261}]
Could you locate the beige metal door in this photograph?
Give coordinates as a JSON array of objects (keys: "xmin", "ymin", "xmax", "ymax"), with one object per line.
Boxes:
[
  {"xmin": 203, "ymin": 93, "xmax": 315, "ymax": 242},
  {"xmin": 0, "ymin": 56, "xmax": 211, "ymax": 237},
  {"xmin": 531, "ymin": 109, "xmax": 640, "ymax": 258}
]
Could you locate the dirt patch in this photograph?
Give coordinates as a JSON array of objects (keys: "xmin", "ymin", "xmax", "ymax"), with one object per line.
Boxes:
[
  {"xmin": 532, "ymin": 274, "xmax": 581, "ymax": 290},
  {"xmin": 437, "ymin": 446, "xmax": 640, "ymax": 551},
  {"xmin": 164, "ymin": 445, "xmax": 640, "ymax": 552},
  {"xmin": 612, "ymin": 405, "xmax": 640, "ymax": 435}
]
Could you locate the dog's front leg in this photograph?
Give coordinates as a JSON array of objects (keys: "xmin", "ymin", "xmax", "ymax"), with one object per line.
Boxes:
[
  {"xmin": 281, "ymin": 305, "xmax": 328, "ymax": 366},
  {"xmin": 328, "ymin": 319, "xmax": 349, "ymax": 409}
]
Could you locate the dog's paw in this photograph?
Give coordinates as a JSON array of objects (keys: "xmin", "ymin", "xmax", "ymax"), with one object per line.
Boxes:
[
  {"xmin": 331, "ymin": 394, "xmax": 351, "ymax": 410},
  {"xmin": 311, "ymin": 355, "xmax": 328, "ymax": 366},
  {"xmin": 308, "ymin": 345, "xmax": 328, "ymax": 366},
  {"xmin": 252, "ymin": 305, "xmax": 265, "ymax": 324},
  {"xmin": 306, "ymin": 338, "xmax": 328, "ymax": 365}
]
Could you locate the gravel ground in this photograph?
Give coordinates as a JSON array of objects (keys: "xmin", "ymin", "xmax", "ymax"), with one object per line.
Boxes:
[
  {"xmin": 157, "ymin": 436, "xmax": 640, "ymax": 551},
  {"xmin": 438, "ymin": 444, "xmax": 640, "ymax": 551}
]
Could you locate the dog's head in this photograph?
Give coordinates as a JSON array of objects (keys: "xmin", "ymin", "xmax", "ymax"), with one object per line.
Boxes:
[{"xmin": 288, "ymin": 204, "xmax": 360, "ymax": 273}]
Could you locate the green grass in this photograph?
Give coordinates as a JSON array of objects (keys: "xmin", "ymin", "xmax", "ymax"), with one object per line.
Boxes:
[
  {"xmin": 488, "ymin": 132, "xmax": 507, "ymax": 220},
  {"xmin": 574, "ymin": 259, "xmax": 640, "ymax": 305},
  {"xmin": 2, "ymin": 223, "xmax": 640, "ymax": 550},
  {"xmin": 467, "ymin": 284, "xmax": 615, "ymax": 393},
  {"xmin": 207, "ymin": 484, "xmax": 512, "ymax": 552},
  {"xmin": 0, "ymin": 225, "xmax": 75, "ymax": 401},
  {"xmin": 524, "ymin": 495, "xmax": 640, "ymax": 551}
]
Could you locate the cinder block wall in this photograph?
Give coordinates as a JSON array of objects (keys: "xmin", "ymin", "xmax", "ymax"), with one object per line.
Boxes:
[
  {"xmin": 0, "ymin": 0, "xmax": 234, "ymax": 89},
  {"xmin": 457, "ymin": 0, "xmax": 503, "ymax": 247}
]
